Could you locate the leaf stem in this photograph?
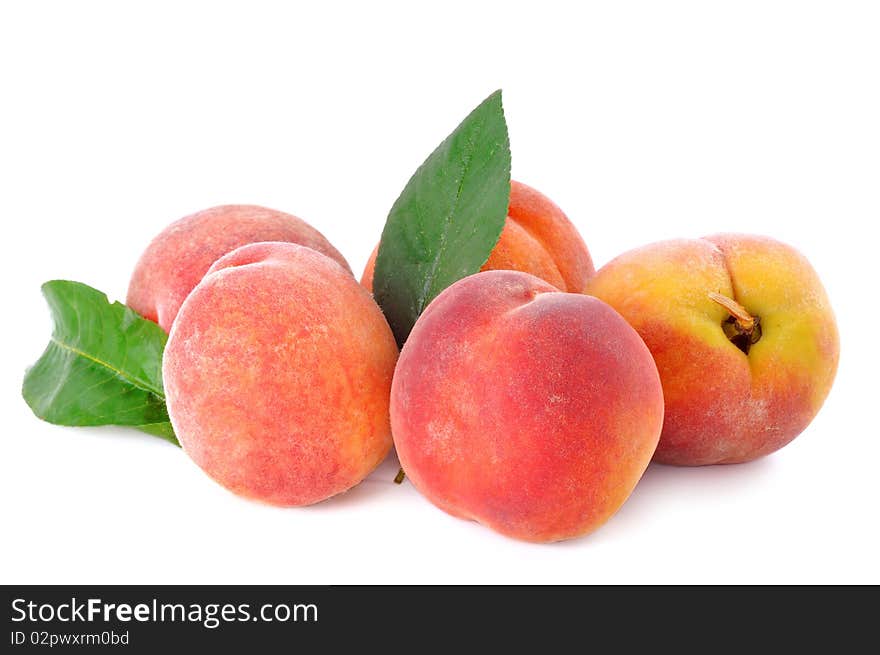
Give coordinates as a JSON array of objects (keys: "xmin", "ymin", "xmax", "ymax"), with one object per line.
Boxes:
[{"xmin": 708, "ymin": 291, "xmax": 755, "ymax": 332}]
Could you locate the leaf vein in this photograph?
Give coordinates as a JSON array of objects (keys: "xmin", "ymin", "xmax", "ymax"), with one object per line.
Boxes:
[{"xmin": 49, "ymin": 336, "xmax": 164, "ymax": 399}]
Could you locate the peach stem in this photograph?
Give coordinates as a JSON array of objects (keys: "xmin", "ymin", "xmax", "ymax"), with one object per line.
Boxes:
[
  {"xmin": 708, "ymin": 292, "xmax": 755, "ymax": 332},
  {"xmin": 394, "ymin": 468, "xmax": 406, "ymax": 484}
]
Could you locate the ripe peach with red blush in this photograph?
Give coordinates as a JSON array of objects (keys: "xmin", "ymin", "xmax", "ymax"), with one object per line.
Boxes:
[{"xmin": 390, "ymin": 270, "xmax": 664, "ymax": 542}]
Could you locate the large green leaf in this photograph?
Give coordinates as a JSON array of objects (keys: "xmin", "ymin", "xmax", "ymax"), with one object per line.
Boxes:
[
  {"xmin": 22, "ymin": 280, "xmax": 178, "ymax": 445},
  {"xmin": 374, "ymin": 90, "xmax": 511, "ymax": 346}
]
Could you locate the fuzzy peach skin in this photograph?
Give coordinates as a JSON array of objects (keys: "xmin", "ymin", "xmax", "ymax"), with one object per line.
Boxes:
[
  {"xmin": 585, "ymin": 234, "xmax": 839, "ymax": 466},
  {"xmin": 128, "ymin": 205, "xmax": 351, "ymax": 332},
  {"xmin": 391, "ymin": 270, "xmax": 664, "ymax": 542},
  {"xmin": 361, "ymin": 180, "xmax": 594, "ymax": 293},
  {"xmin": 163, "ymin": 242, "xmax": 397, "ymax": 506}
]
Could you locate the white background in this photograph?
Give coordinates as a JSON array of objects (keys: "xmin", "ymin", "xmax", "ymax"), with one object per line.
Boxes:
[{"xmin": 2, "ymin": 1, "xmax": 878, "ymax": 584}]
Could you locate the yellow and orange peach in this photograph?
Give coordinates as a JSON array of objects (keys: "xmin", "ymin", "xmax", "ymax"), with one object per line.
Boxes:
[
  {"xmin": 390, "ymin": 270, "xmax": 664, "ymax": 542},
  {"xmin": 128, "ymin": 204, "xmax": 351, "ymax": 332},
  {"xmin": 361, "ymin": 180, "xmax": 594, "ymax": 293},
  {"xmin": 585, "ymin": 234, "xmax": 839, "ymax": 466},
  {"xmin": 163, "ymin": 242, "xmax": 397, "ymax": 506}
]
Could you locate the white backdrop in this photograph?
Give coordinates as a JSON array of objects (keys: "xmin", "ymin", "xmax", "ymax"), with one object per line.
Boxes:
[{"xmin": 1, "ymin": 1, "xmax": 877, "ymax": 584}]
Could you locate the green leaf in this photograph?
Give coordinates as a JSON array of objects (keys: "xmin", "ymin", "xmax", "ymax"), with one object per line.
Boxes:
[
  {"xmin": 133, "ymin": 421, "xmax": 178, "ymax": 445},
  {"xmin": 374, "ymin": 89, "xmax": 511, "ymax": 346},
  {"xmin": 22, "ymin": 280, "xmax": 178, "ymax": 445}
]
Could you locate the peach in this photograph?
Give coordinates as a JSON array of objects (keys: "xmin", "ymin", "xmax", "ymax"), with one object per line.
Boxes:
[
  {"xmin": 361, "ymin": 180, "xmax": 594, "ymax": 293},
  {"xmin": 128, "ymin": 204, "xmax": 351, "ymax": 332},
  {"xmin": 585, "ymin": 234, "xmax": 839, "ymax": 466},
  {"xmin": 162, "ymin": 242, "xmax": 397, "ymax": 506},
  {"xmin": 390, "ymin": 270, "xmax": 664, "ymax": 542}
]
